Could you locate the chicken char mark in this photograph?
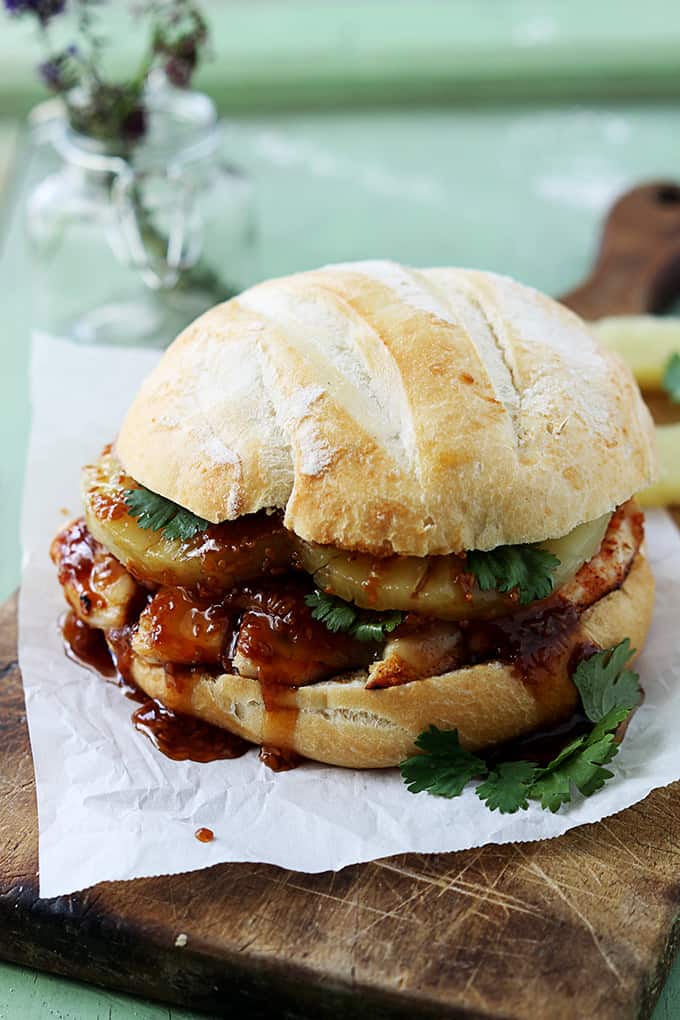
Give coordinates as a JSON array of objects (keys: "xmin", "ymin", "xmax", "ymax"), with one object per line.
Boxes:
[{"xmin": 50, "ymin": 518, "xmax": 141, "ymax": 628}]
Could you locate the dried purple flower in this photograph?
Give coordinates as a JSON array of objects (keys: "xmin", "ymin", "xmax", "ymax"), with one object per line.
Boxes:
[
  {"xmin": 67, "ymin": 81, "xmax": 148, "ymax": 147},
  {"xmin": 6, "ymin": 0, "xmax": 209, "ymax": 144},
  {"xmin": 38, "ymin": 58, "xmax": 61, "ymax": 89},
  {"xmin": 163, "ymin": 57, "xmax": 189, "ymax": 88},
  {"xmin": 38, "ymin": 47, "xmax": 78, "ymax": 93},
  {"xmin": 154, "ymin": 3, "xmax": 207, "ymax": 88},
  {"xmin": 164, "ymin": 39, "xmax": 197, "ymax": 88},
  {"xmin": 4, "ymin": 0, "xmax": 65, "ymax": 25},
  {"xmin": 120, "ymin": 105, "xmax": 146, "ymax": 143}
]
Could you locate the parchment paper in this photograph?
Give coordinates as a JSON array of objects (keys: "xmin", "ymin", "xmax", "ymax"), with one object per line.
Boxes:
[{"xmin": 18, "ymin": 333, "xmax": 680, "ymax": 898}]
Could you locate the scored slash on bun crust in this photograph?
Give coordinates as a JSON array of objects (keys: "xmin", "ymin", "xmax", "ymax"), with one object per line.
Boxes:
[
  {"xmin": 124, "ymin": 549, "xmax": 654, "ymax": 769},
  {"xmin": 115, "ymin": 261, "xmax": 657, "ymax": 557}
]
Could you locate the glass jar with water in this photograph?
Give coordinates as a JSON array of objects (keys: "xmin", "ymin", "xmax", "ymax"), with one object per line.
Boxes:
[{"xmin": 26, "ymin": 77, "xmax": 257, "ymax": 347}]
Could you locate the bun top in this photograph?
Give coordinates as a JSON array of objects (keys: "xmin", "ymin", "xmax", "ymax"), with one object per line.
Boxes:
[{"xmin": 115, "ymin": 261, "xmax": 656, "ymax": 556}]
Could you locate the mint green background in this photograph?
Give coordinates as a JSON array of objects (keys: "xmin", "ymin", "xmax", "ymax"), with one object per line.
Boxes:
[
  {"xmin": 4, "ymin": 0, "xmax": 680, "ymax": 112},
  {"xmin": 2, "ymin": 2, "xmax": 680, "ymax": 1017}
]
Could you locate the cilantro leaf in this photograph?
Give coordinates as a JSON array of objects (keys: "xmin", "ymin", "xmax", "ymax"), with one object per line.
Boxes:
[
  {"xmin": 466, "ymin": 544, "xmax": 560, "ymax": 605},
  {"xmin": 305, "ymin": 590, "xmax": 404, "ymax": 643},
  {"xmin": 124, "ymin": 487, "xmax": 211, "ymax": 541},
  {"xmin": 530, "ymin": 731, "xmax": 620, "ymax": 811},
  {"xmin": 400, "ymin": 726, "xmax": 487, "ymax": 798},
  {"xmin": 571, "ymin": 736, "xmax": 619, "ymax": 796},
  {"xmin": 528, "ymin": 719, "xmax": 622, "ymax": 812},
  {"xmin": 528, "ymin": 768, "xmax": 572, "ymax": 812},
  {"xmin": 476, "ymin": 761, "xmax": 539, "ymax": 813},
  {"xmin": 402, "ymin": 641, "xmax": 642, "ymax": 814},
  {"xmin": 663, "ymin": 352, "xmax": 680, "ymax": 403},
  {"xmin": 545, "ymin": 732, "xmax": 590, "ymax": 769},
  {"xmin": 572, "ymin": 640, "xmax": 641, "ymax": 723},
  {"xmin": 351, "ymin": 613, "xmax": 403, "ymax": 642},
  {"xmin": 589, "ymin": 704, "xmax": 633, "ymax": 744},
  {"xmin": 304, "ymin": 591, "xmax": 356, "ymax": 633}
]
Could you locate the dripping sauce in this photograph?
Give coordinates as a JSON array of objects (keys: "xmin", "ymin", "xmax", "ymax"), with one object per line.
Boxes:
[
  {"xmin": 60, "ymin": 612, "xmax": 250, "ymax": 764},
  {"xmin": 61, "ymin": 611, "xmax": 117, "ymax": 677},
  {"xmin": 132, "ymin": 700, "xmax": 249, "ymax": 762},
  {"xmin": 462, "ymin": 599, "xmax": 581, "ymax": 697},
  {"xmin": 51, "ymin": 519, "xmax": 108, "ymax": 617},
  {"xmin": 258, "ymin": 745, "xmax": 304, "ymax": 772}
]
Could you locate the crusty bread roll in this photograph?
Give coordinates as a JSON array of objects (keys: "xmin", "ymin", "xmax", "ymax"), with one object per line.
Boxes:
[
  {"xmin": 116, "ymin": 262, "xmax": 656, "ymax": 556},
  {"xmin": 126, "ymin": 549, "xmax": 654, "ymax": 768}
]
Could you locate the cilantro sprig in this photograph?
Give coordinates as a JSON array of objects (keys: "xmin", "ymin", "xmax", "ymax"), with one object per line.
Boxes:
[
  {"xmin": 400, "ymin": 640, "xmax": 642, "ymax": 814},
  {"xmin": 401, "ymin": 726, "xmax": 487, "ymax": 797},
  {"xmin": 466, "ymin": 544, "xmax": 560, "ymax": 605},
  {"xmin": 662, "ymin": 352, "xmax": 680, "ymax": 403},
  {"xmin": 305, "ymin": 590, "xmax": 404, "ymax": 643},
  {"xmin": 124, "ymin": 486, "xmax": 211, "ymax": 542}
]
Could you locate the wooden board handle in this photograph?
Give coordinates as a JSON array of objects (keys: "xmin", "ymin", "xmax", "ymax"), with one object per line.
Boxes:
[{"xmin": 560, "ymin": 181, "xmax": 680, "ymax": 319}]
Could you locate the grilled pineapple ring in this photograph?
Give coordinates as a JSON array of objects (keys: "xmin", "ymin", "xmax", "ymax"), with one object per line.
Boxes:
[
  {"xmin": 84, "ymin": 449, "xmax": 610, "ymax": 615},
  {"xmin": 82, "ymin": 450, "xmax": 293, "ymax": 589},
  {"xmin": 297, "ymin": 514, "xmax": 611, "ymax": 620}
]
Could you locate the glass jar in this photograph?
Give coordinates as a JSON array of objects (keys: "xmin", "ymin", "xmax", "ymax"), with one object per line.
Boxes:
[{"xmin": 25, "ymin": 79, "xmax": 257, "ymax": 347}]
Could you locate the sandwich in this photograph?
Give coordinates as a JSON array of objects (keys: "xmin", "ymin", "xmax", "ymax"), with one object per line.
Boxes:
[{"xmin": 51, "ymin": 261, "xmax": 657, "ymax": 771}]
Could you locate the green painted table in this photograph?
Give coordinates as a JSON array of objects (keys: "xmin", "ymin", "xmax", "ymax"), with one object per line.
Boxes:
[{"xmin": 2, "ymin": 5, "xmax": 680, "ymax": 1015}]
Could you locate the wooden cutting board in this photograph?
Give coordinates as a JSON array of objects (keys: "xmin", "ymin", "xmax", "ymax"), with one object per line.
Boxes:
[{"xmin": 1, "ymin": 183, "xmax": 680, "ymax": 1020}]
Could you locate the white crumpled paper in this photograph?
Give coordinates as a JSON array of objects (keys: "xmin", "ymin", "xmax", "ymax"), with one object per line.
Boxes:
[{"xmin": 19, "ymin": 333, "xmax": 680, "ymax": 898}]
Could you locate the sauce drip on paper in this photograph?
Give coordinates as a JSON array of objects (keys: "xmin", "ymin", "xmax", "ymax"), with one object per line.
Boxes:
[
  {"xmin": 61, "ymin": 611, "xmax": 250, "ymax": 764},
  {"xmin": 61, "ymin": 611, "xmax": 117, "ymax": 678},
  {"xmin": 131, "ymin": 699, "xmax": 249, "ymax": 763},
  {"xmin": 194, "ymin": 827, "xmax": 215, "ymax": 843}
]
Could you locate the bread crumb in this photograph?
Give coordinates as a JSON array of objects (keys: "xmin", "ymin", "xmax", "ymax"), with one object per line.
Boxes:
[
  {"xmin": 175, "ymin": 933, "xmax": 188, "ymax": 948},
  {"xmin": 547, "ymin": 416, "xmax": 570, "ymax": 436}
]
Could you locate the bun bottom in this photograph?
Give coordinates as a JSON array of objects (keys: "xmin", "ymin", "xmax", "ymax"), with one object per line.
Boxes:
[{"xmin": 127, "ymin": 551, "xmax": 654, "ymax": 768}]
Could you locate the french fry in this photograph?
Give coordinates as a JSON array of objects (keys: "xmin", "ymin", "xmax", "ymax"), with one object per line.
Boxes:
[
  {"xmin": 637, "ymin": 423, "xmax": 680, "ymax": 507},
  {"xmin": 592, "ymin": 316, "xmax": 680, "ymax": 388}
]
